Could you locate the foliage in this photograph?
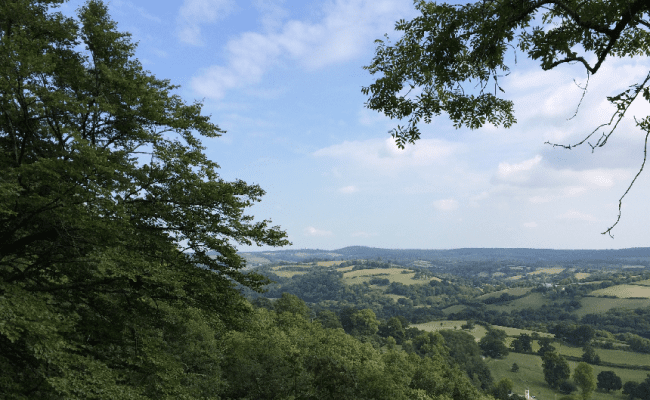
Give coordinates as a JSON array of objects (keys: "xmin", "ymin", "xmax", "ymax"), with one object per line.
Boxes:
[
  {"xmin": 479, "ymin": 328, "xmax": 510, "ymax": 359},
  {"xmin": 573, "ymin": 362, "xmax": 596, "ymax": 400},
  {"xmin": 511, "ymin": 333, "xmax": 533, "ymax": 353},
  {"xmin": 0, "ymin": 1, "xmax": 289, "ymax": 398},
  {"xmin": 597, "ymin": 370, "xmax": 623, "ymax": 392},
  {"xmin": 492, "ymin": 377, "xmax": 514, "ymax": 400},
  {"xmin": 511, "ymin": 362, "xmax": 520, "ymax": 372},
  {"xmin": 439, "ymin": 329, "xmax": 493, "ymax": 390},
  {"xmin": 543, "ymin": 351, "xmax": 571, "ymax": 389},
  {"xmin": 362, "ymin": 0, "xmax": 650, "ymax": 234},
  {"xmin": 581, "ymin": 345, "xmax": 601, "ymax": 365}
]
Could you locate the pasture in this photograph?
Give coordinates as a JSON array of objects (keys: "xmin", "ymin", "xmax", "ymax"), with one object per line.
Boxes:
[
  {"xmin": 527, "ymin": 267, "xmax": 565, "ymax": 276},
  {"xmin": 341, "ymin": 268, "xmax": 427, "ymax": 285},
  {"xmin": 412, "ymin": 320, "xmax": 488, "ymax": 341},
  {"xmin": 489, "ymin": 352, "xmax": 649, "ymax": 400},
  {"xmin": 476, "ymin": 287, "xmax": 533, "ymax": 300},
  {"xmin": 590, "ymin": 284, "xmax": 650, "ymax": 298},
  {"xmin": 316, "ymin": 260, "xmax": 344, "ymax": 267},
  {"xmin": 574, "ymin": 296, "xmax": 650, "ymax": 317},
  {"xmin": 486, "ymin": 292, "xmax": 550, "ymax": 313},
  {"xmin": 575, "ymin": 272, "xmax": 591, "ymax": 280},
  {"xmin": 635, "ymin": 279, "xmax": 650, "ymax": 286}
]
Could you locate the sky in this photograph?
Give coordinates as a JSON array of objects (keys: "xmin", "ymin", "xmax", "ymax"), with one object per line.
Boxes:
[{"xmin": 57, "ymin": 0, "xmax": 650, "ymax": 251}]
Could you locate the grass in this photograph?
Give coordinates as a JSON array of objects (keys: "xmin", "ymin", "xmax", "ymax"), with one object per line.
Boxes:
[
  {"xmin": 486, "ymin": 292, "xmax": 550, "ymax": 313},
  {"xmin": 527, "ymin": 267, "xmax": 565, "ymax": 276},
  {"xmin": 341, "ymin": 268, "xmax": 428, "ymax": 285},
  {"xmin": 442, "ymin": 304, "xmax": 466, "ymax": 315},
  {"xmin": 589, "ymin": 284, "xmax": 650, "ymax": 298},
  {"xmin": 574, "ymin": 296, "xmax": 650, "ymax": 317},
  {"xmin": 575, "ymin": 272, "xmax": 591, "ymax": 280},
  {"xmin": 316, "ymin": 260, "xmax": 343, "ymax": 267},
  {"xmin": 507, "ymin": 275, "xmax": 524, "ymax": 280},
  {"xmin": 488, "ymin": 352, "xmax": 648, "ymax": 400},
  {"xmin": 477, "ymin": 287, "xmax": 533, "ymax": 300},
  {"xmin": 635, "ymin": 279, "xmax": 650, "ymax": 286},
  {"xmin": 336, "ymin": 265, "xmax": 355, "ymax": 272},
  {"xmin": 412, "ymin": 320, "xmax": 488, "ymax": 341}
]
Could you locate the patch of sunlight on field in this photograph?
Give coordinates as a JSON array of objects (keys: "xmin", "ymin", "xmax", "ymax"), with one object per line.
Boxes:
[
  {"xmin": 574, "ymin": 296, "xmax": 650, "ymax": 317},
  {"xmin": 342, "ymin": 268, "xmax": 426, "ymax": 285},
  {"xmin": 490, "ymin": 325, "xmax": 553, "ymax": 338},
  {"xmin": 575, "ymin": 272, "xmax": 591, "ymax": 280},
  {"xmin": 634, "ymin": 279, "xmax": 650, "ymax": 286},
  {"xmin": 506, "ymin": 275, "xmax": 523, "ymax": 280},
  {"xmin": 590, "ymin": 284, "xmax": 650, "ymax": 298},
  {"xmin": 492, "ymin": 272, "xmax": 505, "ymax": 277},
  {"xmin": 412, "ymin": 321, "xmax": 488, "ymax": 341},
  {"xmin": 316, "ymin": 260, "xmax": 343, "ymax": 267},
  {"xmin": 528, "ymin": 267, "xmax": 565, "ymax": 275},
  {"xmin": 336, "ymin": 265, "xmax": 354, "ymax": 272},
  {"xmin": 477, "ymin": 287, "xmax": 533, "ymax": 300},
  {"xmin": 272, "ymin": 270, "xmax": 307, "ymax": 278}
]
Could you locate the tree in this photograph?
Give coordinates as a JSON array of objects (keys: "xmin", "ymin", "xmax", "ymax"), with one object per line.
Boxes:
[
  {"xmin": 538, "ymin": 337, "xmax": 557, "ymax": 356},
  {"xmin": 479, "ymin": 328, "xmax": 510, "ymax": 358},
  {"xmin": 0, "ymin": 1, "xmax": 289, "ymax": 398},
  {"xmin": 597, "ymin": 371, "xmax": 623, "ymax": 393},
  {"xmin": 363, "ymin": 0, "xmax": 650, "ymax": 235},
  {"xmin": 492, "ymin": 377, "xmax": 514, "ymax": 400},
  {"xmin": 624, "ymin": 381, "xmax": 640, "ymax": 398},
  {"xmin": 511, "ymin": 333, "xmax": 533, "ymax": 353},
  {"xmin": 543, "ymin": 351, "xmax": 571, "ymax": 389},
  {"xmin": 511, "ymin": 363, "xmax": 520, "ymax": 372},
  {"xmin": 582, "ymin": 345, "xmax": 601, "ymax": 365},
  {"xmin": 573, "ymin": 362, "xmax": 596, "ymax": 400}
]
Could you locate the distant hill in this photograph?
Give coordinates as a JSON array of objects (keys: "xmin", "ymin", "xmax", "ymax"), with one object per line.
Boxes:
[{"xmin": 238, "ymin": 246, "xmax": 650, "ymax": 266}]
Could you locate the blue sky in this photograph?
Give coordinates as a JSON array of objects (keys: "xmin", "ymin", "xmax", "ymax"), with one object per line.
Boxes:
[{"xmin": 58, "ymin": 0, "xmax": 650, "ymax": 250}]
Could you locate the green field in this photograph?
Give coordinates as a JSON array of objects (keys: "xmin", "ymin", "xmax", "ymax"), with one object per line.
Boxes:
[
  {"xmin": 342, "ymin": 268, "xmax": 428, "ymax": 285},
  {"xmin": 486, "ymin": 292, "xmax": 550, "ymax": 313},
  {"xmin": 636, "ymin": 279, "xmax": 650, "ymax": 286},
  {"xmin": 590, "ymin": 284, "xmax": 650, "ymax": 298},
  {"xmin": 412, "ymin": 320, "xmax": 488, "ymax": 341},
  {"xmin": 489, "ymin": 352, "xmax": 648, "ymax": 400},
  {"xmin": 477, "ymin": 287, "xmax": 533, "ymax": 300},
  {"xmin": 574, "ymin": 296, "xmax": 650, "ymax": 317},
  {"xmin": 442, "ymin": 304, "xmax": 466, "ymax": 315}
]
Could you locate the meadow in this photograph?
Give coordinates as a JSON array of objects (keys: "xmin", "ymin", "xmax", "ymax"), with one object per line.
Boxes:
[
  {"xmin": 589, "ymin": 284, "xmax": 650, "ymax": 298},
  {"xmin": 488, "ymin": 352, "xmax": 647, "ymax": 400}
]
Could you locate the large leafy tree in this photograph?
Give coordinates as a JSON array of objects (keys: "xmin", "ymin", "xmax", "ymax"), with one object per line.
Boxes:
[
  {"xmin": 363, "ymin": 0, "xmax": 650, "ymax": 235},
  {"xmin": 542, "ymin": 351, "xmax": 571, "ymax": 389},
  {"xmin": 0, "ymin": 0, "xmax": 289, "ymax": 398}
]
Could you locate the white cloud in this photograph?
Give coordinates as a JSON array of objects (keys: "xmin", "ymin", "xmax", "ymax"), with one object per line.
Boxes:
[
  {"xmin": 523, "ymin": 221, "xmax": 538, "ymax": 228},
  {"xmin": 339, "ymin": 185, "xmax": 357, "ymax": 193},
  {"xmin": 433, "ymin": 198, "xmax": 458, "ymax": 211},
  {"xmin": 190, "ymin": 0, "xmax": 415, "ymax": 98},
  {"xmin": 556, "ymin": 210, "xmax": 597, "ymax": 222},
  {"xmin": 304, "ymin": 226, "xmax": 333, "ymax": 236},
  {"xmin": 314, "ymin": 138, "xmax": 460, "ymax": 171},
  {"xmin": 495, "ymin": 155, "xmax": 542, "ymax": 185},
  {"xmin": 177, "ymin": 0, "xmax": 234, "ymax": 46}
]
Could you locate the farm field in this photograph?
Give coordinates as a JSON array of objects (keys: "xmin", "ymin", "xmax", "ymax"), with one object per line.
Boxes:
[
  {"xmin": 575, "ymin": 272, "xmax": 591, "ymax": 280},
  {"xmin": 555, "ymin": 345, "xmax": 650, "ymax": 368},
  {"xmin": 441, "ymin": 304, "xmax": 466, "ymax": 315},
  {"xmin": 589, "ymin": 284, "xmax": 650, "ymax": 298},
  {"xmin": 486, "ymin": 292, "xmax": 550, "ymax": 312},
  {"xmin": 412, "ymin": 320, "xmax": 488, "ymax": 341},
  {"xmin": 316, "ymin": 260, "xmax": 343, "ymax": 267},
  {"xmin": 635, "ymin": 279, "xmax": 650, "ymax": 286},
  {"xmin": 574, "ymin": 296, "xmax": 650, "ymax": 317},
  {"xmin": 528, "ymin": 267, "xmax": 565, "ymax": 276},
  {"xmin": 489, "ymin": 352, "xmax": 648, "ymax": 400},
  {"xmin": 342, "ymin": 268, "xmax": 427, "ymax": 285},
  {"xmin": 477, "ymin": 287, "xmax": 533, "ymax": 300}
]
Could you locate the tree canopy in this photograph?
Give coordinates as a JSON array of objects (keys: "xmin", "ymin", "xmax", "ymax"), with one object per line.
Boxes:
[
  {"xmin": 363, "ymin": 0, "xmax": 650, "ymax": 235},
  {"xmin": 0, "ymin": 0, "xmax": 289, "ymax": 397}
]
